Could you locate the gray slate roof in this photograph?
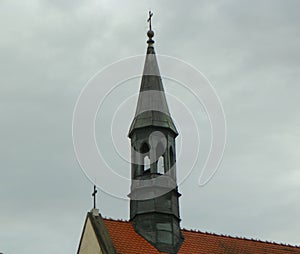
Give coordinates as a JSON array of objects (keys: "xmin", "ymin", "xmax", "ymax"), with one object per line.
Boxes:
[{"xmin": 128, "ymin": 45, "xmax": 178, "ymax": 137}]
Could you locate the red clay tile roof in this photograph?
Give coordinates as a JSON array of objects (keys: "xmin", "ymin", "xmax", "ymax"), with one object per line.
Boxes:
[{"xmin": 103, "ymin": 219, "xmax": 300, "ymax": 254}]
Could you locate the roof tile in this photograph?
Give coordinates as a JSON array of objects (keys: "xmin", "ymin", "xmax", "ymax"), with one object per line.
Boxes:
[{"xmin": 103, "ymin": 219, "xmax": 300, "ymax": 254}]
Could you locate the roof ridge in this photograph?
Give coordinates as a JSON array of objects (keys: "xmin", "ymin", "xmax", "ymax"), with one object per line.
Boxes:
[
  {"xmin": 181, "ymin": 228, "xmax": 300, "ymax": 248},
  {"xmin": 103, "ymin": 217, "xmax": 128, "ymax": 223}
]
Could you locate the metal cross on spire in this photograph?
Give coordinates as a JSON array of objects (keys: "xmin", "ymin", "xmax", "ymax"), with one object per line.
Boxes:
[
  {"xmin": 147, "ymin": 11, "xmax": 153, "ymax": 31},
  {"xmin": 92, "ymin": 185, "xmax": 97, "ymax": 209}
]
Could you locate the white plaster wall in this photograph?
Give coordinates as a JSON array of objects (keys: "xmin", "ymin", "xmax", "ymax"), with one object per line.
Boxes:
[{"xmin": 78, "ymin": 218, "xmax": 103, "ymax": 254}]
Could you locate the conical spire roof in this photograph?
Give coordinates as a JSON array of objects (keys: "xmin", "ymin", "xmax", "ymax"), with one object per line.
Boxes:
[{"xmin": 128, "ymin": 26, "xmax": 178, "ymax": 137}]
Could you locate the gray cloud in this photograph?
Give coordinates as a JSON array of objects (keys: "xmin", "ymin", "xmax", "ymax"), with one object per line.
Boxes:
[{"xmin": 0, "ymin": 0, "xmax": 300, "ymax": 253}]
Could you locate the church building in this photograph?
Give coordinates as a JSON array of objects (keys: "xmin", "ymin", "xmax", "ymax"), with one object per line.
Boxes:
[{"xmin": 77, "ymin": 15, "xmax": 300, "ymax": 254}]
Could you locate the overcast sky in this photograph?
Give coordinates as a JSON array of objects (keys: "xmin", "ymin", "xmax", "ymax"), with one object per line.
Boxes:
[{"xmin": 1, "ymin": 0, "xmax": 300, "ymax": 253}]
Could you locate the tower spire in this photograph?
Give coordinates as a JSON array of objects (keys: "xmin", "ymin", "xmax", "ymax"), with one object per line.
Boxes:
[
  {"xmin": 128, "ymin": 11, "xmax": 178, "ymax": 138},
  {"xmin": 128, "ymin": 13, "xmax": 183, "ymax": 253}
]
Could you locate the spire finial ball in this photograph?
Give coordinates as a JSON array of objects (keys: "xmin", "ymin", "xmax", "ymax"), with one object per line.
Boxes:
[{"xmin": 147, "ymin": 29, "xmax": 154, "ymax": 39}]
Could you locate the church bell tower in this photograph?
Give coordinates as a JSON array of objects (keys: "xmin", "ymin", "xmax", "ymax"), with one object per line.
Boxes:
[{"xmin": 128, "ymin": 12, "xmax": 183, "ymax": 254}]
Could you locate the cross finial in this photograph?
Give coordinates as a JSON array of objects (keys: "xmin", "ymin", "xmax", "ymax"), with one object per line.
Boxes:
[
  {"xmin": 147, "ymin": 11, "xmax": 153, "ymax": 31},
  {"xmin": 146, "ymin": 11, "xmax": 154, "ymax": 45},
  {"xmin": 92, "ymin": 185, "xmax": 97, "ymax": 209}
]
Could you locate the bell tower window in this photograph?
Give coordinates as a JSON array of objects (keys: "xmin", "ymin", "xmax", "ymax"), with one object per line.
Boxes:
[
  {"xmin": 141, "ymin": 142, "xmax": 150, "ymax": 172},
  {"xmin": 156, "ymin": 142, "xmax": 165, "ymax": 174},
  {"xmin": 157, "ymin": 156, "xmax": 164, "ymax": 174},
  {"xmin": 169, "ymin": 147, "xmax": 174, "ymax": 168},
  {"xmin": 144, "ymin": 156, "xmax": 151, "ymax": 171}
]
